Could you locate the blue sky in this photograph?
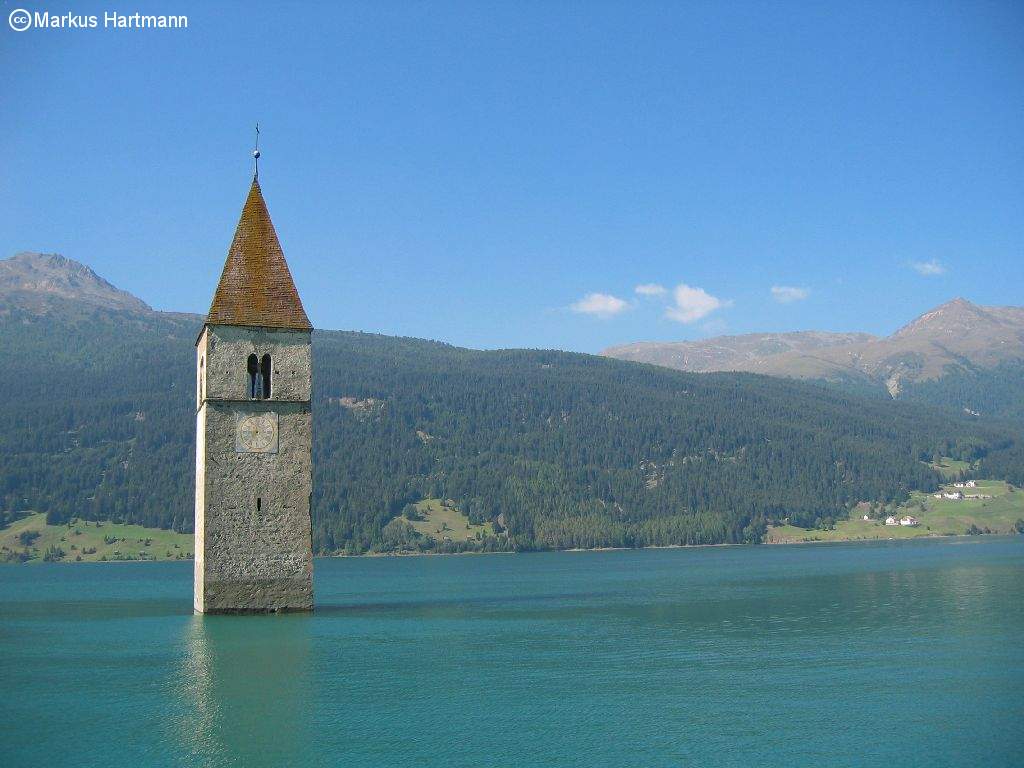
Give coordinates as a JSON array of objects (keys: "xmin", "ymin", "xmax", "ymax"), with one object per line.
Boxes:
[{"xmin": 1, "ymin": 1, "xmax": 1022, "ymax": 352}]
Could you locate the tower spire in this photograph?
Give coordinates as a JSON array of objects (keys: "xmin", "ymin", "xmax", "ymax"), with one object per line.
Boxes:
[
  {"xmin": 205, "ymin": 176, "xmax": 312, "ymax": 330},
  {"xmin": 253, "ymin": 122, "xmax": 261, "ymax": 180}
]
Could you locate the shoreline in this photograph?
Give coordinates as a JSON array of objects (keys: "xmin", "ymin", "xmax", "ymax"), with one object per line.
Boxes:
[
  {"xmin": 328, "ymin": 540, "xmax": 749, "ymax": 558},
  {"xmin": 762, "ymin": 532, "xmax": 997, "ymax": 547},
  {"xmin": 4, "ymin": 532, "xmax": 1015, "ymax": 564},
  {"xmin": 5, "ymin": 529, "xmax": 1016, "ymax": 565},
  {"xmin": 329, "ymin": 532, "xmax": 1014, "ymax": 559}
]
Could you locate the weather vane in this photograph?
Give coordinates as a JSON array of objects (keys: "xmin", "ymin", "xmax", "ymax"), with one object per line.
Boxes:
[{"xmin": 253, "ymin": 122, "xmax": 261, "ymax": 179}]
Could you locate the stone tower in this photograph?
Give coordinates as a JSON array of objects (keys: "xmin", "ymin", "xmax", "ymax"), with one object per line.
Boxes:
[{"xmin": 194, "ymin": 175, "xmax": 314, "ymax": 614}]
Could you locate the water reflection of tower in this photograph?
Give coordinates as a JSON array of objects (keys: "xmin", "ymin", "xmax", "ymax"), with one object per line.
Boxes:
[{"xmin": 179, "ymin": 615, "xmax": 313, "ymax": 766}]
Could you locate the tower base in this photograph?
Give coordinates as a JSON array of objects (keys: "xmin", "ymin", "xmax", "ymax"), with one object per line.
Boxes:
[{"xmin": 194, "ymin": 575, "xmax": 313, "ymax": 614}]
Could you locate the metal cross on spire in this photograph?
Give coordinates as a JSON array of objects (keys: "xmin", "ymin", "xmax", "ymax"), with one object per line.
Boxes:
[{"xmin": 253, "ymin": 123, "xmax": 261, "ymax": 180}]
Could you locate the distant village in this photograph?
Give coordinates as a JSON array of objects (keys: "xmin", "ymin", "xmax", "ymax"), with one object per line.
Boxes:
[
  {"xmin": 933, "ymin": 480, "xmax": 994, "ymax": 503},
  {"xmin": 857, "ymin": 509, "xmax": 922, "ymax": 528},
  {"xmin": 881, "ymin": 514, "xmax": 921, "ymax": 527},
  {"xmin": 862, "ymin": 481, "xmax": 995, "ymax": 528}
]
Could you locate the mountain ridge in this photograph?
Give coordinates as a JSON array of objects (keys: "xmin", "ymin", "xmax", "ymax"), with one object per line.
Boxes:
[
  {"xmin": 3, "ymin": 250, "xmax": 1020, "ymax": 417},
  {"xmin": 4, "ymin": 251, "xmax": 1019, "ymax": 386},
  {"xmin": 603, "ymin": 331, "xmax": 878, "ymax": 373},
  {"xmin": 604, "ymin": 297, "xmax": 1024, "ymax": 397}
]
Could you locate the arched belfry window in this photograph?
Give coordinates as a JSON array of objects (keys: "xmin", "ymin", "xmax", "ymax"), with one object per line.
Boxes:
[
  {"xmin": 261, "ymin": 354, "xmax": 272, "ymax": 400},
  {"xmin": 247, "ymin": 354, "xmax": 260, "ymax": 399},
  {"xmin": 247, "ymin": 353, "xmax": 272, "ymax": 400}
]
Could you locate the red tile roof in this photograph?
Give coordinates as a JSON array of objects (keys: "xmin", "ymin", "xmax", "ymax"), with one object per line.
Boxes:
[{"xmin": 206, "ymin": 178, "xmax": 312, "ymax": 330}]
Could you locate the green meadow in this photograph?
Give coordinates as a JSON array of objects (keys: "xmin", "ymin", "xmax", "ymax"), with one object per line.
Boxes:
[
  {"xmin": 767, "ymin": 479, "xmax": 1023, "ymax": 544},
  {"xmin": 927, "ymin": 457, "xmax": 974, "ymax": 479},
  {"xmin": 403, "ymin": 498, "xmax": 495, "ymax": 542},
  {"xmin": 1, "ymin": 513, "xmax": 193, "ymax": 563}
]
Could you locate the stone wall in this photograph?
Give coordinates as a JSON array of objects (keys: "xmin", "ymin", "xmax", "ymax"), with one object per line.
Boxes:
[{"xmin": 197, "ymin": 325, "xmax": 312, "ymax": 404}]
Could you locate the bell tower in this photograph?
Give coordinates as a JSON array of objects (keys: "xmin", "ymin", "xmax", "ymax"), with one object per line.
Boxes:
[{"xmin": 194, "ymin": 167, "xmax": 314, "ymax": 613}]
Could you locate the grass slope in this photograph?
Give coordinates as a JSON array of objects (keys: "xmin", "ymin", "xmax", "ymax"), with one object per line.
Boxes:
[
  {"xmin": 402, "ymin": 498, "xmax": 494, "ymax": 543},
  {"xmin": 928, "ymin": 457, "xmax": 973, "ymax": 479},
  {"xmin": 1, "ymin": 513, "xmax": 193, "ymax": 563},
  {"xmin": 766, "ymin": 480, "xmax": 1023, "ymax": 543}
]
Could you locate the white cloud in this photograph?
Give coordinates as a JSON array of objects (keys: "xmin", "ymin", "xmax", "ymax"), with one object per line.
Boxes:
[
  {"xmin": 570, "ymin": 292, "xmax": 629, "ymax": 318},
  {"xmin": 664, "ymin": 283, "xmax": 731, "ymax": 324},
  {"xmin": 771, "ymin": 285, "xmax": 810, "ymax": 303},
  {"xmin": 911, "ymin": 259, "xmax": 947, "ymax": 276},
  {"xmin": 634, "ymin": 283, "xmax": 667, "ymax": 297}
]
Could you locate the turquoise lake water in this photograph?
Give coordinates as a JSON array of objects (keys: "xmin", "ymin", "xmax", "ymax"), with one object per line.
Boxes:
[{"xmin": 2, "ymin": 537, "xmax": 1022, "ymax": 767}]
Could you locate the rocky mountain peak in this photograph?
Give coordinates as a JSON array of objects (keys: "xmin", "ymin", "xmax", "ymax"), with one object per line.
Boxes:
[
  {"xmin": 0, "ymin": 252, "xmax": 151, "ymax": 312},
  {"xmin": 891, "ymin": 297, "xmax": 998, "ymax": 340}
]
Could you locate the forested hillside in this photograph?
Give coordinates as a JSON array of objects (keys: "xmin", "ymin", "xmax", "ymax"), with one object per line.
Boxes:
[
  {"xmin": 898, "ymin": 361, "xmax": 1024, "ymax": 426},
  {"xmin": 0, "ymin": 304, "xmax": 197, "ymax": 531},
  {"xmin": 2, "ymin": 296, "xmax": 1021, "ymax": 552}
]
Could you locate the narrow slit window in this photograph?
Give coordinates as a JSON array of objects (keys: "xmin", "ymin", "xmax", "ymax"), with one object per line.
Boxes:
[
  {"xmin": 247, "ymin": 354, "xmax": 259, "ymax": 399},
  {"xmin": 260, "ymin": 354, "xmax": 272, "ymax": 399},
  {"xmin": 256, "ymin": 497, "xmax": 262, "ymax": 512}
]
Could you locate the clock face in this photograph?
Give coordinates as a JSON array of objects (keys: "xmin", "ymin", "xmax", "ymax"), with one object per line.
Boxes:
[{"xmin": 235, "ymin": 413, "xmax": 279, "ymax": 454}]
